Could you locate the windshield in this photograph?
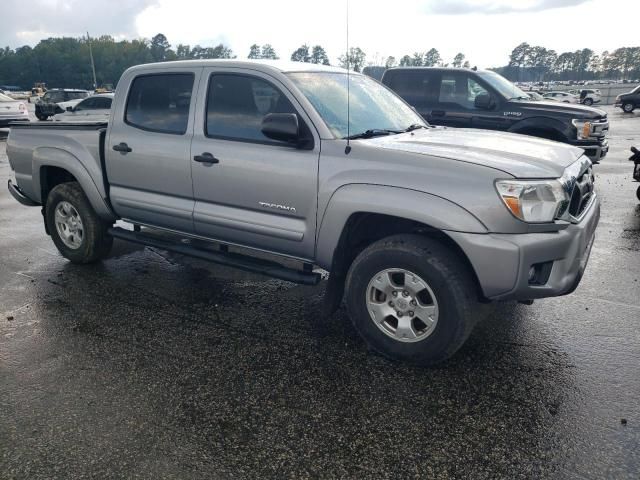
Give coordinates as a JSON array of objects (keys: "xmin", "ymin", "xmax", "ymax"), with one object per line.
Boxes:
[
  {"xmin": 0, "ymin": 92, "xmax": 14, "ymax": 102},
  {"xmin": 287, "ymin": 72, "xmax": 425, "ymax": 139},
  {"xmin": 476, "ymin": 71, "xmax": 529, "ymax": 100}
]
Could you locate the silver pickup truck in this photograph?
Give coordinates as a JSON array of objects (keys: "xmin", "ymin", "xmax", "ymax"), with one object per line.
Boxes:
[{"xmin": 7, "ymin": 60, "xmax": 600, "ymax": 365}]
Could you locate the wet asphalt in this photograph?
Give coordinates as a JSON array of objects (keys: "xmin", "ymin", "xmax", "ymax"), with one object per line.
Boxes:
[{"xmin": 1, "ymin": 107, "xmax": 639, "ymax": 479}]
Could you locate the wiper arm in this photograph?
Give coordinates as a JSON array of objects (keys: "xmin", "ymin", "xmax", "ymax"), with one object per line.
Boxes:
[
  {"xmin": 405, "ymin": 123, "xmax": 428, "ymax": 132},
  {"xmin": 344, "ymin": 129, "xmax": 402, "ymax": 140}
]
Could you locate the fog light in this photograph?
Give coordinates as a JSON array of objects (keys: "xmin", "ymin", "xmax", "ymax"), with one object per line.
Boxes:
[{"xmin": 528, "ymin": 261, "xmax": 554, "ymax": 285}]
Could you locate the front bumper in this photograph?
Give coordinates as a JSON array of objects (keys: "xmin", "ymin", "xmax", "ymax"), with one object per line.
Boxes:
[
  {"xmin": 448, "ymin": 195, "xmax": 600, "ymax": 301},
  {"xmin": 575, "ymin": 138, "xmax": 608, "ymax": 163},
  {"xmin": 8, "ymin": 179, "xmax": 40, "ymax": 207}
]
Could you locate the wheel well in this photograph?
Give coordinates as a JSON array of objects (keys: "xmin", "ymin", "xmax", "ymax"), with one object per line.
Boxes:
[
  {"xmin": 517, "ymin": 128, "xmax": 566, "ymax": 142},
  {"xmin": 331, "ymin": 213, "xmax": 485, "ymax": 301},
  {"xmin": 40, "ymin": 166, "xmax": 77, "ymax": 205}
]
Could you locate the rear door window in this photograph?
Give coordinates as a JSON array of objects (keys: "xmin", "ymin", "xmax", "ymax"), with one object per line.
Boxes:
[
  {"xmin": 125, "ymin": 74, "xmax": 194, "ymax": 135},
  {"xmin": 385, "ymin": 70, "xmax": 434, "ymax": 107},
  {"xmin": 74, "ymin": 98, "xmax": 96, "ymax": 111}
]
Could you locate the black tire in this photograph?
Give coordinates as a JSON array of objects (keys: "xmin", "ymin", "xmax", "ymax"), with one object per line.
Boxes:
[
  {"xmin": 583, "ymin": 98, "xmax": 593, "ymax": 106},
  {"xmin": 35, "ymin": 112, "xmax": 48, "ymax": 121},
  {"xmin": 345, "ymin": 234, "xmax": 479, "ymax": 366},
  {"xmin": 636, "ymin": 186, "xmax": 640, "ymax": 202},
  {"xmin": 45, "ymin": 182, "xmax": 113, "ymax": 263},
  {"xmin": 623, "ymin": 102, "xmax": 635, "ymax": 113}
]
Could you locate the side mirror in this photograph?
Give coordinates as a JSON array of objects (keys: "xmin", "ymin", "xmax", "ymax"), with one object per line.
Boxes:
[
  {"xmin": 261, "ymin": 113, "xmax": 300, "ymax": 144},
  {"xmin": 66, "ymin": 106, "xmax": 74, "ymax": 112},
  {"xmin": 474, "ymin": 92, "xmax": 493, "ymax": 110}
]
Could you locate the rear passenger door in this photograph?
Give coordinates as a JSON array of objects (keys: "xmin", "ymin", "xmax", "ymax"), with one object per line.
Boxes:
[
  {"xmin": 106, "ymin": 69, "xmax": 200, "ymax": 232},
  {"xmin": 189, "ymin": 68, "xmax": 320, "ymax": 260}
]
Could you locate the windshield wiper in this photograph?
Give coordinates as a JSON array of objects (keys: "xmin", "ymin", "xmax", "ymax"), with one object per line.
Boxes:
[
  {"xmin": 405, "ymin": 124, "xmax": 428, "ymax": 132},
  {"xmin": 344, "ymin": 129, "xmax": 402, "ymax": 140}
]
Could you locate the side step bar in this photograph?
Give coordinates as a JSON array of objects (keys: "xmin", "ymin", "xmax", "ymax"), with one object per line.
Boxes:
[{"xmin": 108, "ymin": 227, "xmax": 321, "ymax": 286}]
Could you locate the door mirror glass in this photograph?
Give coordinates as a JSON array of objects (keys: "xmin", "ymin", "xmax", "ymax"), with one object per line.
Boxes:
[
  {"xmin": 261, "ymin": 113, "xmax": 299, "ymax": 144},
  {"xmin": 474, "ymin": 92, "xmax": 493, "ymax": 110}
]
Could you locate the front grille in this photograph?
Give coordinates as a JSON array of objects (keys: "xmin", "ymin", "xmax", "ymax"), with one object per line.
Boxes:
[
  {"xmin": 568, "ymin": 166, "xmax": 595, "ymax": 219},
  {"xmin": 590, "ymin": 117, "xmax": 609, "ymax": 138}
]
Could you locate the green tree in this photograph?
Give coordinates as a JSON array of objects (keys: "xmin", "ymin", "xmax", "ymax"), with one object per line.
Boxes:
[
  {"xmin": 385, "ymin": 56, "xmax": 397, "ymax": 68},
  {"xmin": 261, "ymin": 44, "xmax": 278, "ymax": 60},
  {"xmin": 423, "ymin": 48, "xmax": 441, "ymax": 67},
  {"xmin": 291, "ymin": 44, "xmax": 311, "ymax": 62},
  {"xmin": 399, "ymin": 55, "xmax": 412, "ymax": 67},
  {"xmin": 338, "ymin": 47, "xmax": 366, "ymax": 72},
  {"xmin": 452, "ymin": 53, "xmax": 465, "ymax": 68},
  {"xmin": 150, "ymin": 33, "xmax": 171, "ymax": 62},
  {"xmin": 248, "ymin": 44, "xmax": 261, "ymax": 59},
  {"xmin": 311, "ymin": 45, "xmax": 330, "ymax": 65}
]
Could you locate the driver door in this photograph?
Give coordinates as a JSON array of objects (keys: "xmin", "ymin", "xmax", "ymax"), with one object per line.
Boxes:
[{"xmin": 190, "ymin": 68, "xmax": 320, "ymax": 260}]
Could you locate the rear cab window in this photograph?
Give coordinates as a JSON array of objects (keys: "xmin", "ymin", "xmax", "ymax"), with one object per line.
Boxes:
[{"xmin": 125, "ymin": 73, "xmax": 194, "ymax": 135}]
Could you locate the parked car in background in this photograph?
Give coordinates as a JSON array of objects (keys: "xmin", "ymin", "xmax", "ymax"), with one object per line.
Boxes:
[
  {"xmin": 615, "ymin": 85, "xmax": 640, "ymax": 113},
  {"xmin": 527, "ymin": 91, "xmax": 544, "ymax": 101},
  {"xmin": 381, "ymin": 67, "xmax": 609, "ymax": 163},
  {"xmin": 0, "ymin": 92, "xmax": 30, "ymax": 127},
  {"xmin": 543, "ymin": 91, "xmax": 579, "ymax": 103},
  {"xmin": 7, "ymin": 60, "xmax": 601, "ymax": 366},
  {"xmin": 568, "ymin": 89, "xmax": 601, "ymax": 106},
  {"xmin": 52, "ymin": 93, "xmax": 114, "ymax": 122},
  {"xmin": 35, "ymin": 89, "xmax": 90, "ymax": 120}
]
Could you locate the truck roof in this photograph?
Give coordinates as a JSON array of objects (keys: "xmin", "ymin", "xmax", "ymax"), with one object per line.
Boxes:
[
  {"xmin": 385, "ymin": 67, "xmax": 489, "ymax": 74},
  {"xmin": 125, "ymin": 59, "xmax": 348, "ymax": 75}
]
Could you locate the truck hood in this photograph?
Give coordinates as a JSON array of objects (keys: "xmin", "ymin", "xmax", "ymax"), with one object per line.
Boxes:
[
  {"xmin": 513, "ymin": 99, "xmax": 606, "ymax": 119},
  {"xmin": 366, "ymin": 127, "xmax": 585, "ymax": 178}
]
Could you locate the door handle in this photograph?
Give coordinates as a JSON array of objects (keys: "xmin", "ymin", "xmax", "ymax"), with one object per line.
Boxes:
[
  {"xmin": 113, "ymin": 142, "xmax": 132, "ymax": 153},
  {"xmin": 193, "ymin": 152, "xmax": 220, "ymax": 164},
  {"xmin": 431, "ymin": 110, "xmax": 446, "ymax": 117}
]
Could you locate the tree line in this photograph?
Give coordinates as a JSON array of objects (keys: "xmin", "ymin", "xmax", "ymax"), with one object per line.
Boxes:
[
  {"xmin": 1, "ymin": 33, "xmax": 638, "ymax": 90},
  {"xmin": 495, "ymin": 42, "xmax": 640, "ymax": 82}
]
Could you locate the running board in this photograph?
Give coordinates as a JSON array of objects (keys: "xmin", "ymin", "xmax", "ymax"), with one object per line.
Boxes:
[{"xmin": 108, "ymin": 227, "xmax": 321, "ymax": 286}]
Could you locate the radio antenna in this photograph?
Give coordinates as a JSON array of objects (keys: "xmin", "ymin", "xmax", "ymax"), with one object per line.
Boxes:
[{"xmin": 345, "ymin": 0, "xmax": 351, "ymax": 154}]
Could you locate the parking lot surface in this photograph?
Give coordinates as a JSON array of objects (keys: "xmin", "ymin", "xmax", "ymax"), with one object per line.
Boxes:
[{"xmin": 1, "ymin": 107, "xmax": 639, "ymax": 479}]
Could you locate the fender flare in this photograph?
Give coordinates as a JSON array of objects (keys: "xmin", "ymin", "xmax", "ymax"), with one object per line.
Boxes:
[
  {"xmin": 32, "ymin": 147, "xmax": 116, "ymax": 221},
  {"xmin": 315, "ymin": 183, "xmax": 488, "ymax": 270},
  {"xmin": 508, "ymin": 117, "xmax": 571, "ymax": 142}
]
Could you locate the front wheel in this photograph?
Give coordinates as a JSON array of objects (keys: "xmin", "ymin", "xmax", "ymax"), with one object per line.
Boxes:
[
  {"xmin": 35, "ymin": 112, "xmax": 48, "ymax": 121},
  {"xmin": 583, "ymin": 98, "xmax": 593, "ymax": 106},
  {"xmin": 45, "ymin": 182, "xmax": 113, "ymax": 263},
  {"xmin": 636, "ymin": 185, "xmax": 640, "ymax": 202},
  {"xmin": 623, "ymin": 102, "xmax": 635, "ymax": 113},
  {"xmin": 345, "ymin": 234, "xmax": 479, "ymax": 366}
]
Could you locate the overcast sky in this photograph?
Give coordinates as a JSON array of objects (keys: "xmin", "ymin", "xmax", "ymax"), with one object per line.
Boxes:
[{"xmin": 2, "ymin": 0, "xmax": 638, "ymax": 68}]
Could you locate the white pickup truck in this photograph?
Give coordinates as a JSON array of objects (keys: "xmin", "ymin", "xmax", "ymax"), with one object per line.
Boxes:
[{"xmin": 6, "ymin": 60, "xmax": 599, "ymax": 365}]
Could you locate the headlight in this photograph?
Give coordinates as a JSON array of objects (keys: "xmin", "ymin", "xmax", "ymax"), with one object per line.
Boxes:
[
  {"xmin": 572, "ymin": 119, "xmax": 592, "ymax": 140},
  {"xmin": 496, "ymin": 180, "xmax": 569, "ymax": 223}
]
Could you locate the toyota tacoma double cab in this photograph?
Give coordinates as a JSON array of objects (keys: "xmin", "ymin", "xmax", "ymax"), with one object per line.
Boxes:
[
  {"xmin": 7, "ymin": 60, "xmax": 600, "ymax": 365},
  {"xmin": 382, "ymin": 67, "xmax": 609, "ymax": 163}
]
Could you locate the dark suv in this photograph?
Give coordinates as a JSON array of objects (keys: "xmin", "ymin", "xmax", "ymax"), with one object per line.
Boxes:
[
  {"xmin": 382, "ymin": 68, "xmax": 609, "ymax": 163},
  {"xmin": 615, "ymin": 85, "xmax": 640, "ymax": 113},
  {"xmin": 35, "ymin": 89, "xmax": 90, "ymax": 120}
]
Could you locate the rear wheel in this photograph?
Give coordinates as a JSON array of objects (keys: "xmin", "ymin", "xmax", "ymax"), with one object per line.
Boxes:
[
  {"xmin": 45, "ymin": 182, "xmax": 113, "ymax": 263},
  {"xmin": 35, "ymin": 112, "xmax": 48, "ymax": 121},
  {"xmin": 623, "ymin": 102, "xmax": 635, "ymax": 113},
  {"xmin": 636, "ymin": 186, "xmax": 640, "ymax": 202},
  {"xmin": 345, "ymin": 234, "xmax": 479, "ymax": 366}
]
